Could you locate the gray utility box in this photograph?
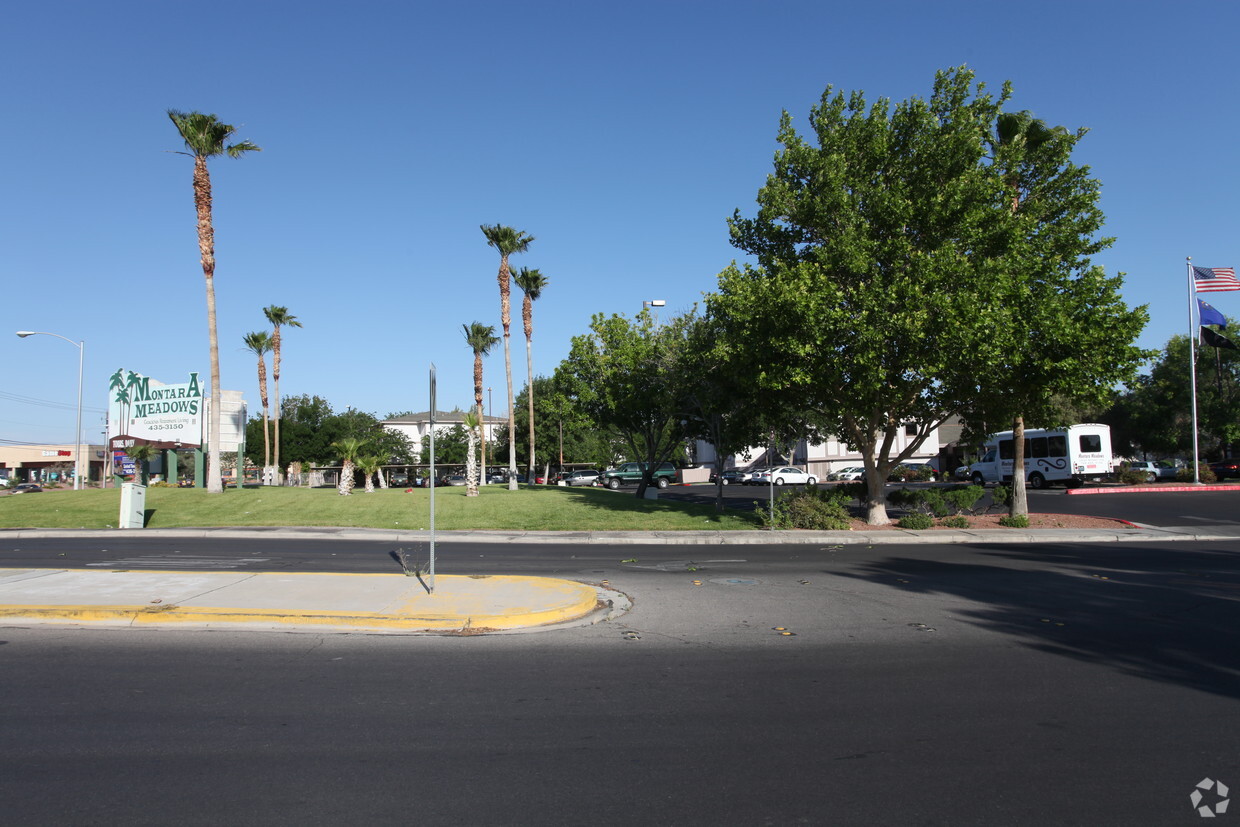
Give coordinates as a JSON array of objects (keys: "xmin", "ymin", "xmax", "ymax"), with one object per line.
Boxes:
[{"xmin": 119, "ymin": 482, "xmax": 146, "ymax": 529}]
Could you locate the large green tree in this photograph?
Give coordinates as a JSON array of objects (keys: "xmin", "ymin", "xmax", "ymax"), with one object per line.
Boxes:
[
  {"xmin": 481, "ymin": 224, "xmax": 534, "ymax": 489},
  {"xmin": 559, "ymin": 309, "xmax": 693, "ymax": 498},
  {"xmin": 715, "ymin": 67, "xmax": 1147, "ymax": 524},
  {"xmin": 262, "ymin": 306, "xmax": 302, "ymax": 484},
  {"xmin": 982, "ymin": 110, "xmax": 1148, "ymax": 514},
  {"xmin": 512, "ymin": 375, "xmax": 624, "ymax": 472},
  {"xmin": 167, "ymin": 110, "xmax": 260, "ymax": 494}
]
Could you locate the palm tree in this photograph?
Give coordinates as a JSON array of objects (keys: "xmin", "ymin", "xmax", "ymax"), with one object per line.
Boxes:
[
  {"xmin": 262, "ymin": 306, "xmax": 302, "ymax": 485},
  {"xmin": 332, "ymin": 437, "xmax": 367, "ymax": 496},
  {"xmin": 481, "ymin": 224, "xmax": 534, "ymax": 490},
  {"xmin": 512, "ymin": 266, "xmax": 548, "ymax": 480},
  {"xmin": 124, "ymin": 443, "xmax": 159, "ymax": 486},
  {"xmin": 994, "ymin": 110, "xmax": 1065, "ymax": 517},
  {"xmin": 167, "ymin": 110, "xmax": 260, "ymax": 495},
  {"xmin": 463, "ymin": 411, "xmax": 481, "ymax": 496},
  {"xmin": 463, "ymin": 322, "xmax": 500, "ymax": 484},
  {"xmin": 357, "ymin": 454, "xmax": 384, "ymax": 493},
  {"xmin": 242, "ymin": 331, "xmax": 273, "ymax": 479}
]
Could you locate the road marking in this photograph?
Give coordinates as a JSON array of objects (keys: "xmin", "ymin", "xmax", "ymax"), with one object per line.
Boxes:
[{"xmin": 87, "ymin": 556, "xmax": 271, "ymax": 569}]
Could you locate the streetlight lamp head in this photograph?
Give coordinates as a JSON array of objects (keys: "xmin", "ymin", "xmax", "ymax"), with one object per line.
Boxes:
[
  {"xmin": 15, "ymin": 331, "xmax": 35, "ymax": 338},
  {"xmin": 649, "ymin": 300, "xmax": 666, "ymax": 307}
]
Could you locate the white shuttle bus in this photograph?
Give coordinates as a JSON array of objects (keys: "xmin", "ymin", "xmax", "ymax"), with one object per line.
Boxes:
[{"xmin": 968, "ymin": 424, "xmax": 1114, "ymax": 489}]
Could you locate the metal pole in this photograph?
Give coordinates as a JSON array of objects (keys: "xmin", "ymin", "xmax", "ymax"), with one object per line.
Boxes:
[
  {"xmin": 74, "ymin": 339, "xmax": 84, "ymax": 489},
  {"xmin": 428, "ymin": 364, "xmax": 437, "ymax": 594},
  {"xmin": 1188, "ymin": 257, "xmax": 1201, "ymax": 484}
]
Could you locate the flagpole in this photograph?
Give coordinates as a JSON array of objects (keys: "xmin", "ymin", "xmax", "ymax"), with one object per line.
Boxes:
[{"xmin": 1188, "ymin": 256, "xmax": 1201, "ymax": 484}]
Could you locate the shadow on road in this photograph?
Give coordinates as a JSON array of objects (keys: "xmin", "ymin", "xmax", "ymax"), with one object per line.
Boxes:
[{"xmin": 832, "ymin": 543, "xmax": 1240, "ymax": 699}]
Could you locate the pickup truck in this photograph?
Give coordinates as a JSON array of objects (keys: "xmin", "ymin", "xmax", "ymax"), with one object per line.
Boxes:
[{"xmin": 602, "ymin": 462, "xmax": 677, "ymax": 490}]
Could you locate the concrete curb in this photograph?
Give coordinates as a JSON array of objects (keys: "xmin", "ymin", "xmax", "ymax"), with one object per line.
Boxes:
[
  {"xmin": 0, "ymin": 569, "xmax": 601, "ymax": 633},
  {"xmin": 2, "ymin": 526, "xmax": 1237, "ymax": 544}
]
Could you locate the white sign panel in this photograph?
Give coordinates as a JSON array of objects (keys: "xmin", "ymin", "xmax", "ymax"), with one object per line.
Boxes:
[{"xmin": 107, "ymin": 369, "xmax": 204, "ymax": 446}]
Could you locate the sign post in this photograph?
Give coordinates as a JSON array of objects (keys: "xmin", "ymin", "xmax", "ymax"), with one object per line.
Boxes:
[{"xmin": 428, "ymin": 364, "xmax": 437, "ymax": 594}]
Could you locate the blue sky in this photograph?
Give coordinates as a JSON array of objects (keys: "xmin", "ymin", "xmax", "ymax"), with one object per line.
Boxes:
[{"xmin": 3, "ymin": 0, "xmax": 1236, "ymax": 447}]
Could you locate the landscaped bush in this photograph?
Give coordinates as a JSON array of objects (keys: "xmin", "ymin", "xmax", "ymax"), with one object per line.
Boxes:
[
  {"xmin": 1118, "ymin": 467, "xmax": 1152, "ymax": 485},
  {"xmin": 990, "ymin": 484, "xmax": 1012, "ymax": 512},
  {"xmin": 1176, "ymin": 464, "xmax": 1216, "ymax": 483},
  {"xmin": 939, "ymin": 515, "xmax": 970, "ymax": 529},
  {"xmin": 943, "ymin": 485, "xmax": 984, "ymax": 514},
  {"xmin": 758, "ymin": 486, "xmax": 851, "ymax": 530},
  {"xmin": 998, "ymin": 514, "xmax": 1030, "ymax": 528},
  {"xmin": 897, "ymin": 513, "xmax": 934, "ymax": 530}
]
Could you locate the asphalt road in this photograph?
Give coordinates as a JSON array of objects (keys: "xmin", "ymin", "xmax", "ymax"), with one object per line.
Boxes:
[
  {"xmin": 2, "ymin": 537, "xmax": 1238, "ymax": 825},
  {"xmin": 2, "ymin": 490, "xmax": 1239, "ymax": 825}
]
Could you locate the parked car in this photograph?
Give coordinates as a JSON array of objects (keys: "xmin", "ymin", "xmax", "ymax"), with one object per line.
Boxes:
[
  {"xmin": 564, "ymin": 470, "xmax": 601, "ymax": 486},
  {"xmin": 11, "ymin": 483, "xmax": 43, "ymax": 494},
  {"xmin": 708, "ymin": 468, "xmax": 747, "ymax": 486},
  {"xmin": 829, "ymin": 466, "xmax": 865, "ymax": 481},
  {"xmin": 1209, "ymin": 458, "xmax": 1240, "ymax": 480},
  {"xmin": 749, "ymin": 466, "xmax": 818, "ymax": 486},
  {"xmin": 446, "ymin": 475, "xmax": 467, "ymax": 486},
  {"xmin": 603, "ymin": 462, "xmax": 677, "ymax": 490},
  {"xmin": 888, "ymin": 463, "xmax": 937, "ymax": 482}
]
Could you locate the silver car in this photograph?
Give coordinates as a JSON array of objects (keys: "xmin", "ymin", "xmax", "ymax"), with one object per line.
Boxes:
[{"xmin": 564, "ymin": 470, "xmax": 601, "ymax": 486}]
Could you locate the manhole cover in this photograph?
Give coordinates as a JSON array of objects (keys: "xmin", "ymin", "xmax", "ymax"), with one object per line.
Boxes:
[{"xmin": 709, "ymin": 578, "xmax": 760, "ymax": 586}]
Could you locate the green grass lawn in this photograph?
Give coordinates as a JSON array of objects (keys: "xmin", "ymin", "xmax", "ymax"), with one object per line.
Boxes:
[{"xmin": 0, "ymin": 485, "xmax": 762, "ymax": 531}]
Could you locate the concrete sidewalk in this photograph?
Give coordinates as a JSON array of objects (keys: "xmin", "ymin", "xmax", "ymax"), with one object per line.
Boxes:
[
  {"xmin": 0, "ymin": 568, "xmax": 607, "ymax": 634},
  {"xmin": 2, "ymin": 524, "xmax": 1237, "ymax": 634}
]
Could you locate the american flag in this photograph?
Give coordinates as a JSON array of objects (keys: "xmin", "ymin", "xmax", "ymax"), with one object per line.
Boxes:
[{"xmin": 1193, "ymin": 266, "xmax": 1240, "ymax": 292}]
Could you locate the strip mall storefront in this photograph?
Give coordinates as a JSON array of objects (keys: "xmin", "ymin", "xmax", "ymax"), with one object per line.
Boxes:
[{"xmin": 0, "ymin": 444, "xmax": 107, "ymax": 485}]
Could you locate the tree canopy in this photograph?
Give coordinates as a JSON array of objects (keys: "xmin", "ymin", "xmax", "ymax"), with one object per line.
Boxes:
[{"xmin": 711, "ymin": 66, "xmax": 1148, "ymax": 523}]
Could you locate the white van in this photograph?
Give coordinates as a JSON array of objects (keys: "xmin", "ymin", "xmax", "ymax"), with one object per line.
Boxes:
[{"xmin": 968, "ymin": 424, "xmax": 1114, "ymax": 489}]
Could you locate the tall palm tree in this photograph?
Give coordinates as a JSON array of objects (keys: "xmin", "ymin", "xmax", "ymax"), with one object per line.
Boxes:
[
  {"xmin": 994, "ymin": 110, "xmax": 1064, "ymax": 517},
  {"xmin": 242, "ymin": 331, "xmax": 273, "ymax": 478},
  {"xmin": 463, "ymin": 321, "xmax": 500, "ymax": 484},
  {"xmin": 262, "ymin": 305, "xmax": 302, "ymax": 485},
  {"xmin": 168, "ymin": 110, "xmax": 260, "ymax": 495},
  {"xmin": 512, "ymin": 266, "xmax": 548, "ymax": 480},
  {"xmin": 481, "ymin": 224, "xmax": 534, "ymax": 490},
  {"xmin": 357, "ymin": 454, "xmax": 384, "ymax": 493},
  {"xmin": 332, "ymin": 437, "xmax": 367, "ymax": 496},
  {"xmin": 463, "ymin": 411, "xmax": 481, "ymax": 496}
]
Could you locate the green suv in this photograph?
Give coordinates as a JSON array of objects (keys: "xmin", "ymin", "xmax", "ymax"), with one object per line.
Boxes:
[{"xmin": 603, "ymin": 461, "xmax": 677, "ymax": 490}]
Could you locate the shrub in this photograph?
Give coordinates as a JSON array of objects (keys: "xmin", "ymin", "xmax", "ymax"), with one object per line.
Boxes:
[
  {"xmin": 1176, "ymin": 464, "xmax": 1216, "ymax": 483},
  {"xmin": 837, "ymin": 481, "xmax": 867, "ymax": 503},
  {"xmin": 998, "ymin": 514, "xmax": 1030, "ymax": 528},
  {"xmin": 758, "ymin": 487, "xmax": 851, "ymax": 530},
  {"xmin": 897, "ymin": 513, "xmax": 934, "ymax": 530},
  {"xmin": 1118, "ymin": 467, "xmax": 1152, "ymax": 485},
  {"xmin": 939, "ymin": 515, "xmax": 970, "ymax": 529},
  {"xmin": 943, "ymin": 485, "xmax": 984, "ymax": 514},
  {"xmin": 989, "ymin": 484, "xmax": 1013, "ymax": 512}
]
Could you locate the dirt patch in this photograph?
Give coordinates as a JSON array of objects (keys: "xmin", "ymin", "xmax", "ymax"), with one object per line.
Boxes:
[{"xmin": 848, "ymin": 513, "xmax": 1130, "ymax": 530}]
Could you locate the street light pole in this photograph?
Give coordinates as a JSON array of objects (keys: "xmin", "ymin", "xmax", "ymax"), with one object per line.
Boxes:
[{"xmin": 16, "ymin": 331, "xmax": 85, "ymax": 490}]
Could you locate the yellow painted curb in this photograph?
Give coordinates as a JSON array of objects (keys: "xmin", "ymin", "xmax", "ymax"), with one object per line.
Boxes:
[{"xmin": 0, "ymin": 573, "xmax": 600, "ymax": 632}]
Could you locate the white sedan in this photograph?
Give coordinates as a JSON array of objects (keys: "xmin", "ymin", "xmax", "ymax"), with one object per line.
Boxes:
[{"xmin": 750, "ymin": 466, "xmax": 818, "ymax": 486}]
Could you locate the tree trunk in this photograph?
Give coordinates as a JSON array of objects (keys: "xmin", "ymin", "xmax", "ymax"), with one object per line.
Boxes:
[
  {"xmin": 466, "ymin": 429, "xmax": 479, "ymax": 496},
  {"xmin": 863, "ymin": 464, "xmax": 891, "ymax": 525},
  {"xmin": 192, "ymin": 156, "xmax": 223, "ymax": 495},
  {"xmin": 337, "ymin": 460, "xmax": 355, "ymax": 496},
  {"xmin": 272, "ymin": 327, "xmax": 282, "ymax": 486},
  {"xmin": 364, "ymin": 469, "xmax": 376, "ymax": 494},
  {"xmin": 526, "ymin": 334, "xmax": 536, "ymax": 480},
  {"xmin": 499, "ymin": 255, "xmax": 518, "ymax": 490},
  {"xmin": 1010, "ymin": 415, "xmax": 1028, "ymax": 516}
]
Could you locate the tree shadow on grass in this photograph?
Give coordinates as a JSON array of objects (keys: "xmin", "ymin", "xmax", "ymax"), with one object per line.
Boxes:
[{"xmin": 832, "ymin": 542, "xmax": 1240, "ymax": 699}]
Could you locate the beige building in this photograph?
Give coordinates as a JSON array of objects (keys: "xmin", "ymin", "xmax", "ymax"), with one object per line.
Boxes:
[
  {"xmin": 0, "ymin": 443, "xmax": 107, "ymax": 485},
  {"xmin": 381, "ymin": 410, "xmax": 505, "ymax": 448}
]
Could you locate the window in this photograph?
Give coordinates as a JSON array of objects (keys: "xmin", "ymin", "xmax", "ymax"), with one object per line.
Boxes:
[
  {"xmin": 905, "ymin": 423, "xmax": 917, "ymax": 436},
  {"xmin": 999, "ymin": 439, "xmax": 1014, "ymax": 460},
  {"xmin": 1078, "ymin": 434, "xmax": 1102, "ymax": 453},
  {"xmin": 1048, "ymin": 435, "xmax": 1067, "ymax": 457},
  {"xmin": 1030, "ymin": 437, "xmax": 1048, "ymax": 459}
]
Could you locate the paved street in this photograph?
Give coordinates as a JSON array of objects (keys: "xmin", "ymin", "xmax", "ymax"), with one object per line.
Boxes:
[{"xmin": 2, "ymin": 489, "xmax": 1238, "ymax": 825}]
